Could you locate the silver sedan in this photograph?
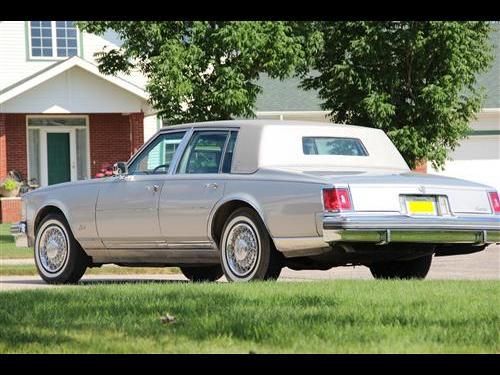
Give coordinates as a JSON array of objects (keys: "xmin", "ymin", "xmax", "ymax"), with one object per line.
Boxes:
[{"xmin": 12, "ymin": 120, "xmax": 500, "ymax": 283}]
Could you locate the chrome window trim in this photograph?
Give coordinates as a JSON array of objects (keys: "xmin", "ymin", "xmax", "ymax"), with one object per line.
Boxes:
[
  {"xmin": 218, "ymin": 132, "xmax": 232, "ymax": 174},
  {"xmin": 167, "ymin": 128, "xmax": 194, "ymax": 175}
]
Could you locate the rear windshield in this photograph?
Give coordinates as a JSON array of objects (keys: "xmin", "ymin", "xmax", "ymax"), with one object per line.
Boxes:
[{"xmin": 302, "ymin": 137, "xmax": 368, "ymax": 156}]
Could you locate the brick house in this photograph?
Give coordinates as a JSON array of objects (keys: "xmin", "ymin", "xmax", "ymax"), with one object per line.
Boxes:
[{"xmin": 0, "ymin": 21, "xmax": 161, "ymax": 222}]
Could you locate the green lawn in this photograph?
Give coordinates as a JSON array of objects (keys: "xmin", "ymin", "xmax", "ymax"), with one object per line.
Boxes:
[
  {"xmin": 0, "ymin": 280, "xmax": 498, "ymax": 353},
  {"xmin": 0, "ymin": 223, "xmax": 32, "ymax": 259}
]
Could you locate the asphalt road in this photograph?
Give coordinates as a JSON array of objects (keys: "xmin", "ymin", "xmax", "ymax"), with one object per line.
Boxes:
[{"xmin": 1, "ymin": 245, "xmax": 498, "ymax": 291}]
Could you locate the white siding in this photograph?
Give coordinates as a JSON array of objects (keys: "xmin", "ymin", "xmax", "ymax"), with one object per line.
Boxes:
[
  {"xmin": 430, "ymin": 110, "xmax": 500, "ymax": 192},
  {"xmin": 144, "ymin": 114, "xmax": 159, "ymax": 142},
  {"xmin": 0, "ymin": 21, "xmax": 147, "ymax": 91},
  {"xmin": 82, "ymin": 32, "xmax": 147, "ymax": 89},
  {"xmin": 0, "ymin": 21, "xmax": 56, "ymax": 89},
  {"xmin": 0, "ymin": 66, "xmax": 147, "ymax": 113}
]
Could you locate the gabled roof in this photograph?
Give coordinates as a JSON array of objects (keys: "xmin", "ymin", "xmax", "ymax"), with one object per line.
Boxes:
[
  {"xmin": 254, "ymin": 74, "xmax": 323, "ymax": 112},
  {"xmin": 255, "ymin": 27, "xmax": 500, "ymax": 112},
  {"xmin": 0, "ymin": 56, "xmax": 148, "ymax": 104}
]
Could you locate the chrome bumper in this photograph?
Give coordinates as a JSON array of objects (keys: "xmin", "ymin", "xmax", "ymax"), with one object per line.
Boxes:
[
  {"xmin": 10, "ymin": 221, "xmax": 28, "ymax": 247},
  {"xmin": 323, "ymin": 215, "xmax": 500, "ymax": 245}
]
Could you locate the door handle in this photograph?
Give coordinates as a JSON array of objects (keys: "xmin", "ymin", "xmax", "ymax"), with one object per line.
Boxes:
[
  {"xmin": 146, "ymin": 184, "xmax": 160, "ymax": 193},
  {"xmin": 204, "ymin": 182, "xmax": 219, "ymax": 189}
]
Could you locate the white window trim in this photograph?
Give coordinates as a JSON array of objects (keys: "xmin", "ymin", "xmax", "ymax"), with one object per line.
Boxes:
[
  {"xmin": 26, "ymin": 115, "xmax": 90, "ymax": 187},
  {"xmin": 28, "ymin": 21, "xmax": 80, "ymax": 60}
]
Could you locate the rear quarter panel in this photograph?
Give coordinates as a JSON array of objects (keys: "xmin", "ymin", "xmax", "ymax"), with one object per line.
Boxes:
[{"xmin": 220, "ymin": 173, "xmax": 325, "ymax": 238}]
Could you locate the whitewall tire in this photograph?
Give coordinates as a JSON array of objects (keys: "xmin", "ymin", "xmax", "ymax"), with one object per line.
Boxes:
[
  {"xmin": 220, "ymin": 208, "xmax": 282, "ymax": 282},
  {"xmin": 34, "ymin": 213, "xmax": 88, "ymax": 284}
]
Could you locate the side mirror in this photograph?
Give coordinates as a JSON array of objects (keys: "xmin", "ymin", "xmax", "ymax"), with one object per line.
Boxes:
[{"xmin": 113, "ymin": 161, "xmax": 128, "ymax": 177}]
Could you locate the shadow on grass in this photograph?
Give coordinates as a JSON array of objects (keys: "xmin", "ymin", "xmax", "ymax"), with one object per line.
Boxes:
[
  {"xmin": 0, "ymin": 234, "xmax": 15, "ymax": 244},
  {"xmin": 78, "ymin": 279, "xmax": 188, "ymax": 285},
  {"xmin": 0, "ymin": 277, "xmax": 188, "ymax": 286}
]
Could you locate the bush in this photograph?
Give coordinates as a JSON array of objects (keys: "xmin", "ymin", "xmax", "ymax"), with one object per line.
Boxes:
[{"xmin": 1, "ymin": 178, "xmax": 19, "ymax": 191}]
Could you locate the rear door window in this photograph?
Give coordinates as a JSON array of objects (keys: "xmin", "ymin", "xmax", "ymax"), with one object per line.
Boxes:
[{"xmin": 177, "ymin": 131, "xmax": 230, "ymax": 174}]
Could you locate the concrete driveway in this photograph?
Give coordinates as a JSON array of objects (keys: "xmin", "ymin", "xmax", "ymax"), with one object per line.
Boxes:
[{"xmin": 1, "ymin": 245, "xmax": 498, "ymax": 291}]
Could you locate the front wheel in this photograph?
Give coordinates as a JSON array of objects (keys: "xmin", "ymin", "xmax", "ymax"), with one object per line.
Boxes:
[
  {"xmin": 220, "ymin": 208, "xmax": 282, "ymax": 282},
  {"xmin": 180, "ymin": 265, "xmax": 223, "ymax": 282},
  {"xmin": 34, "ymin": 213, "xmax": 89, "ymax": 284},
  {"xmin": 369, "ymin": 254, "xmax": 433, "ymax": 279}
]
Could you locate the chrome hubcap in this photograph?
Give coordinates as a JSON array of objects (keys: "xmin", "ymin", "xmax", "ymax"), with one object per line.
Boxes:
[
  {"xmin": 39, "ymin": 226, "xmax": 68, "ymax": 273},
  {"xmin": 226, "ymin": 223, "xmax": 259, "ymax": 277}
]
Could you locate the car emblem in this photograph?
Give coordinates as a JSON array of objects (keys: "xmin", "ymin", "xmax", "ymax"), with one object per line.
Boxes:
[{"xmin": 418, "ymin": 185, "xmax": 426, "ymax": 194}]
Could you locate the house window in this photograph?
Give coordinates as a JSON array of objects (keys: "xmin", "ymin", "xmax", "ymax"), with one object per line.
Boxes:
[
  {"xmin": 55, "ymin": 21, "xmax": 78, "ymax": 57},
  {"xmin": 30, "ymin": 21, "xmax": 53, "ymax": 57},
  {"xmin": 29, "ymin": 21, "xmax": 79, "ymax": 59}
]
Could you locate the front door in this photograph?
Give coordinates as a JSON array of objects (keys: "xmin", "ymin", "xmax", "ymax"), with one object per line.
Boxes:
[
  {"xmin": 96, "ymin": 130, "xmax": 188, "ymax": 249},
  {"xmin": 96, "ymin": 175, "xmax": 166, "ymax": 248},
  {"xmin": 28, "ymin": 116, "xmax": 89, "ymax": 187},
  {"xmin": 47, "ymin": 133, "xmax": 71, "ymax": 185}
]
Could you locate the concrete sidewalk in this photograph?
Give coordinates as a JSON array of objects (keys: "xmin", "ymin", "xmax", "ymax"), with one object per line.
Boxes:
[{"xmin": 1, "ymin": 258, "xmax": 34, "ymax": 266}]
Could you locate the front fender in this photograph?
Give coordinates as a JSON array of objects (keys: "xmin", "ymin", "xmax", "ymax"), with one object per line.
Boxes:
[{"xmin": 27, "ymin": 183, "xmax": 102, "ymax": 249}]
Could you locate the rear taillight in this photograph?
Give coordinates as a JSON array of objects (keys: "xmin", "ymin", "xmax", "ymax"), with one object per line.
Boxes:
[
  {"xmin": 322, "ymin": 187, "xmax": 352, "ymax": 212},
  {"xmin": 488, "ymin": 191, "xmax": 500, "ymax": 214}
]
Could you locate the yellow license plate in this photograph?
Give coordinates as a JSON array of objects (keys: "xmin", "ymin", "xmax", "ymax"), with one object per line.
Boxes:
[{"xmin": 407, "ymin": 200, "xmax": 437, "ymax": 215}]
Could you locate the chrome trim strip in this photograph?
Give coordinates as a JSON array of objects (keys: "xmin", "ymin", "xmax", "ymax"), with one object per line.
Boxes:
[
  {"xmin": 168, "ymin": 127, "xmax": 194, "ymax": 175},
  {"xmin": 103, "ymin": 240, "xmax": 217, "ymax": 250},
  {"xmin": 86, "ymin": 248, "xmax": 220, "ymax": 264},
  {"xmin": 323, "ymin": 214, "xmax": 500, "ymax": 244},
  {"xmin": 323, "ymin": 214, "xmax": 500, "ymax": 231},
  {"xmin": 323, "ymin": 229, "xmax": 500, "ymax": 244},
  {"xmin": 167, "ymin": 242, "xmax": 217, "ymax": 249}
]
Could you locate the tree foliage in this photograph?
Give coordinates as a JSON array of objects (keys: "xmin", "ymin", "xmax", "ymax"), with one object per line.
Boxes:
[
  {"xmin": 77, "ymin": 21, "xmax": 321, "ymax": 124},
  {"xmin": 300, "ymin": 21, "xmax": 494, "ymax": 169},
  {"xmin": 78, "ymin": 21, "xmax": 494, "ymax": 169}
]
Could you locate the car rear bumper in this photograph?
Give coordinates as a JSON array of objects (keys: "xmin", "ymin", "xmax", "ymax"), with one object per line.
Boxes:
[
  {"xmin": 323, "ymin": 214, "xmax": 500, "ymax": 245},
  {"xmin": 10, "ymin": 221, "xmax": 28, "ymax": 247}
]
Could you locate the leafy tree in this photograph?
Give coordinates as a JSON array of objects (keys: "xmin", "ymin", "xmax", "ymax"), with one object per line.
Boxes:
[
  {"xmin": 77, "ymin": 21, "xmax": 321, "ymax": 124},
  {"xmin": 300, "ymin": 21, "xmax": 494, "ymax": 169}
]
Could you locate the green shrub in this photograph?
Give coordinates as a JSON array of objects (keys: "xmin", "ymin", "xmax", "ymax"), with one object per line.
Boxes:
[{"xmin": 1, "ymin": 178, "xmax": 20, "ymax": 191}]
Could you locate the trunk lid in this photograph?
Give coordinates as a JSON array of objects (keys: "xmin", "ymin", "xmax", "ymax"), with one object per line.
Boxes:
[{"xmin": 300, "ymin": 169, "xmax": 494, "ymax": 215}]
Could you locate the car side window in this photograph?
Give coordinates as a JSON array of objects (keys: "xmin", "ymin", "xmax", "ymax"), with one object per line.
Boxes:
[
  {"xmin": 177, "ymin": 131, "xmax": 229, "ymax": 174},
  {"xmin": 128, "ymin": 131, "xmax": 186, "ymax": 175}
]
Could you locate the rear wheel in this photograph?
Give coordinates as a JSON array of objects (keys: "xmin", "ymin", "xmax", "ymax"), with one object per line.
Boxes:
[
  {"xmin": 34, "ymin": 213, "xmax": 89, "ymax": 284},
  {"xmin": 220, "ymin": 208, "xmax": 282, "ymax": 282},
  {"xmin": 369, "ymin": 254, "xmax": 433, "ymax": 279},
  {"xmin": 180, "ymin": 265, "xmax": 223, "ymax": 282}
]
